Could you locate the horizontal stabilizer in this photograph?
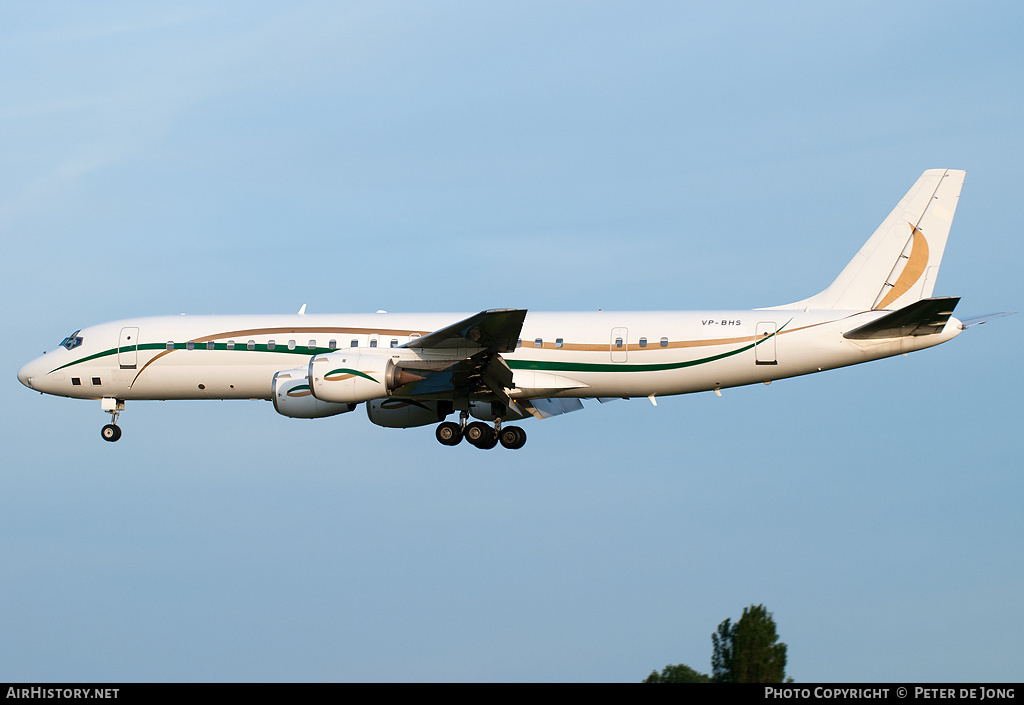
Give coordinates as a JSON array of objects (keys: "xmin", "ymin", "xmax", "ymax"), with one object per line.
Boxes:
[{"xmin": 844, "ymin": 297, "xmax": 960, "ymax": 340}]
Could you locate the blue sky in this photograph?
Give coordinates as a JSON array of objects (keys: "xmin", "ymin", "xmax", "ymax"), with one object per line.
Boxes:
[{"xmin": 2, "ymin": 1, "xmax": 1021, "ymax": 682}]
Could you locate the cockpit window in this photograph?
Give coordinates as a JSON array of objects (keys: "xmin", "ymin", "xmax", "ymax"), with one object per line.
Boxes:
[{"xmin": 60, "ymin": 330, "xmax": 83, "ymax": 351}]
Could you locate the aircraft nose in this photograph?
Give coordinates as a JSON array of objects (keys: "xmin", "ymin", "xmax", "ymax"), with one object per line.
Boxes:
[
  {"xmin": 18, "ymin": 358, "xmax": 43, "ymax": 390},
  {"xmin": 18, "ymin": 363, "xmax": 33, "ymax": 389}
]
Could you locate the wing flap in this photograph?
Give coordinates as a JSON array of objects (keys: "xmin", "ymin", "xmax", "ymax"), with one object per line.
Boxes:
[
  {"xmin": 522, "ymin": 397, "xmax": 585, "ymax": 419},
  {"xmin": 508, "ymin": 370, "xmax": 589, "ymax": 398}
]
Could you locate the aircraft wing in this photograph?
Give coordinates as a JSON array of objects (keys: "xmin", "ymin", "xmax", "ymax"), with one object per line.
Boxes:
[
  {"xmin": 390, "ymin": 309, "xmax": 527, "ymax": 404},
  {"xmin": 391, "ymin": 309, "xmax": 589, "ymax": 411},
  {"xmin": 403, "ymin": 308, "xmax": 527, "ymax": 353},
  {"xmin": 844, "ymin": 297, "xmax": 960, "ymax": 340}
]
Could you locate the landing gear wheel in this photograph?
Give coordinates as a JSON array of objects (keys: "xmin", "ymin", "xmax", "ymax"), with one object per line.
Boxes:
[
  {"xmin": 436, "ymin": 421, "xmax": 463, "ymax": 446},
  {"xmin": 499, "ymin": 425, "xmax": 527, "ymax": 449},
  {"xmin": 101, "ymin": 424, "xmax": 122, "ymax": 442},
  {"xmin": 474, "ymin": 433, "xmax": 498, "ymax": 450},
  {"xmin": 465, "ymin": 421, "xmax": 496, "ymax": 449},
  {"xmin": 464, "ymin": 422, "xmax": 490, "ymax": 445}
]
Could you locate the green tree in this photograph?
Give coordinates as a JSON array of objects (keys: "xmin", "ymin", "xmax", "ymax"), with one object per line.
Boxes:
[
  {"xmin": 643, "ymin": 663, "xmax": 711, "ymax": 683},
  {"xmin": 711, "ymin": 604, "xmax": 787, "ymax": 683}
]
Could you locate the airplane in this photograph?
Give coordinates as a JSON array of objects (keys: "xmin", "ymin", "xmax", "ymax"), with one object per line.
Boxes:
[{"xmin": 17, "ymin": 168, "xmax": 1002, "ymax": 449}]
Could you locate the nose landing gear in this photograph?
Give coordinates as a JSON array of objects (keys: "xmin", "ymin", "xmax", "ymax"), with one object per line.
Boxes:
[{"xmin": 100, "ymin": 398, "xmax": 124, "ymax": 442}]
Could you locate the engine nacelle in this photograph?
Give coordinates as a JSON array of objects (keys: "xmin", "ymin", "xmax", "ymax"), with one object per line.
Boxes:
[
  {"xmin": 308, "ymin": 350, "xmax": 425, "ymax": 404},
  {"xmin": 366, "ymin": 399, "xmax": 451, "ymax": 428},
  {"xmin": 272, "ymin": 367, "xmax": 357, "ymax": 419}
]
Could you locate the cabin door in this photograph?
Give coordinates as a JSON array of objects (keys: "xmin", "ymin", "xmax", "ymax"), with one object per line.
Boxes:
[
  {"xmin": 755, "ymin": 321, "xmax": 777, "ymax": 365},
  {"xmin": 610, "ymin": 327, "xmax": 628, "ymax": 362},
  {"xmin": 118, "ymin": 327, "xmax": 139, "ymax": 369}
]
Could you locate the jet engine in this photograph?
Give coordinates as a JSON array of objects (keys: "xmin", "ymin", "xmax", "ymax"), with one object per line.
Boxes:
[
  {"xmin": 366, "ymin": 399, "xmax": 452, "ymax": 428},
  {"xmin": 308, "ymin": 351, "xmax": 425, "ymax": 404},
  {"xmin": 272, "ymin": 367, "xmax": 357, "ymax": 419}
]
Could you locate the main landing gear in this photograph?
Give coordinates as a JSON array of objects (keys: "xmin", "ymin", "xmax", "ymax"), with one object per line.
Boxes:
[
  {"xmin": 100, "ymin": 398, "xmax": 124, "ymax": 442},
  {"xmin": 435, "ymin": 413, "xmax": 527, "ymax": 449}
]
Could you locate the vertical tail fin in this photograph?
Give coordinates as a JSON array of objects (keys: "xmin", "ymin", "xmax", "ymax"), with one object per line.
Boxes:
[{"xmin": 778, "ymin": 169, "xmax": 966, "ymax": 311}]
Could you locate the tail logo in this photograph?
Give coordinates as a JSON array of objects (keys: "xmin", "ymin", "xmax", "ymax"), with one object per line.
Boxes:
[{"xmin": 875, "ymin": 223, "xmax": 929, "ymax": 309}]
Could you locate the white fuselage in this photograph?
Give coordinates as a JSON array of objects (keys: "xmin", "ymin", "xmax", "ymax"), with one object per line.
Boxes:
[
  {"xmin": 17, "ymin": 309, "xmax": 961, "ymax": 404},
  {"xmin": 15, "ymin": 169, "xmax": 972, "ymax": 448}
]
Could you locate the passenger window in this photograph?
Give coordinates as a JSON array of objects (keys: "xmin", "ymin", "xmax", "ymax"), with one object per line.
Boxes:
[
  {"xmin": 308, "ymin": 340, "xmax": 316, "ymax": 350},
  {"xmin": 534, "ymin": 338, "xmax": 543, "ymax": 348},
  {"xmin": 639, "ymin": 337, "xmax": 647, "ymax": 348},
  {"xmin": 227, "ymin": 340, "xmax": 235, "ymax": 350},
  {"xmin": 660, "ymin": 337, "xmax": 668, "ymax": 348},
  {"xmin": 207, "ymin": 341, "xmax": 215, "ymax": 350},
  {"xmin": 517, "ymin": 339, "xmax": 522, "ymax": 348},
  {"xmin": 166, "ymin": 341, "xmax": 174, "ymax": 350},
  {"xmin": 186, "ymin": 341, "xmax": 195, "ymax": 351},
  {"xmin": 267, "ymin": 340, "xmax": 276, "ymax": 350},
  {"xmin": 329, "ymin": 339, "xmax": 337, "ymax": 350},
  {"xmin": 92, "ymin": 377, "xmax": 101, "ymax": 385},
  {"xmin": 556, "ymin": 338, "xmax": 563, "ymax": 348},
  {"xmin": 288, "ymin": 340, "xmax": 296, "ymax": 350},
  {"xmin": 390, "ymin": 339, "xmax": 398, "ymax": 348},
  {"xmin": 71, "ymin": 378, "xmax": 81, "ymax": 386},
  {"xmin": 370, "ymin": 339, "xmax": 377, "ymax": 348},
  {"xmin": 350, "ymin": 339, "xmax": 358, "ymax": 348},
  {"xmin": 615, "ymin": 337, "xmax": 623, "ymax": 348},
  {"xmin": 247, "ymin": 340, "xmax": 255, "ymax": 351}
]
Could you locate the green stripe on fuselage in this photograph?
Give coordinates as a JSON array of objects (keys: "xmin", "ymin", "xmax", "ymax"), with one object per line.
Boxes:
[
  {"xmin": 507, "ymin": 320, "xmax": 787, "ymax": 374},
  {"xmin": 49, "ymin": 342, "xmax": 338, "ymax": 374},
  {"xmin": 48, "ymin": 320, "xmax": 789, "ymax": 376}
]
